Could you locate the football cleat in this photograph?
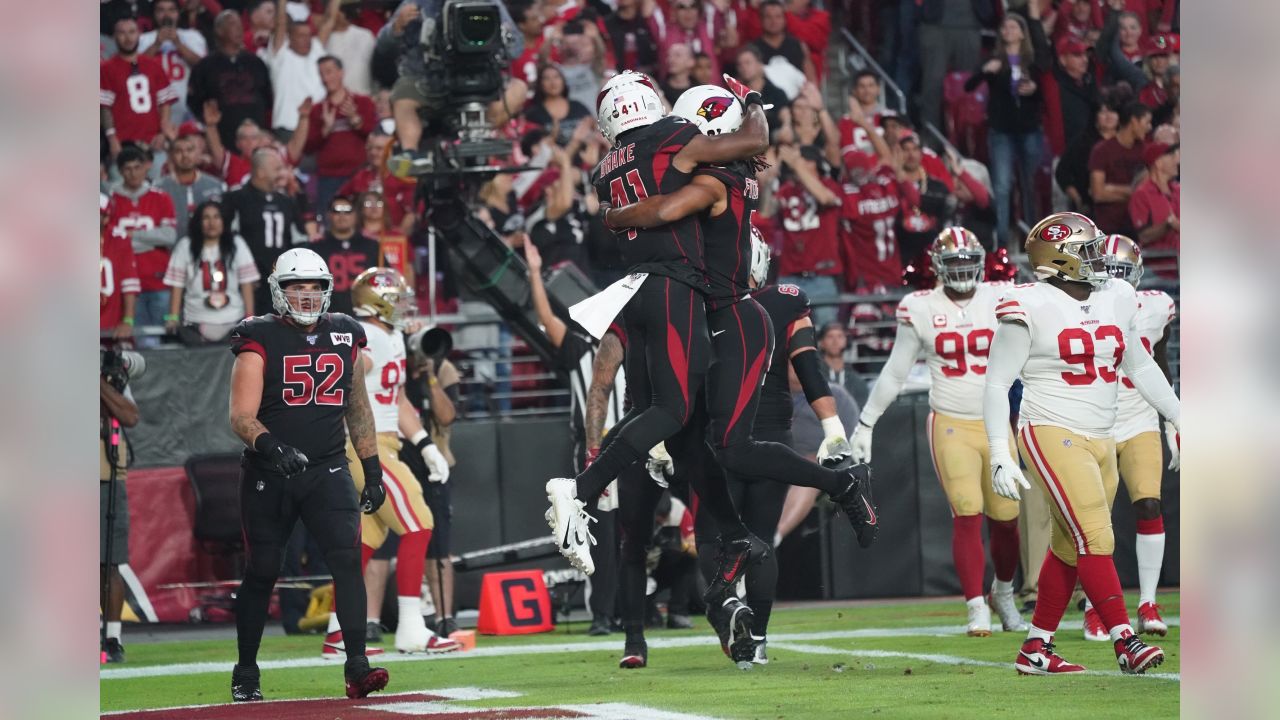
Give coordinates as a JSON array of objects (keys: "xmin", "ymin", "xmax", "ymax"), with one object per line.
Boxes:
[
  {"xmin": 966, "ymin": 602, "xmax": 992, "ymax": 637},
  {"xmin": 666, "ymin": 613, "xmax": 694, "ymax": 630},
  {"xmin": 702, "ymin": 535, "xmax": 768, "ymax": 606},
  {"xmin": 990, "ymin": 590, "xmax": 1030, "ymax": 632},
  {"xmin": 231, "ymin": 664, "xmax": 263, "ymax": 702},
  {"xmin": 344, "ymin": 656, "xmax": 390, "ymax": 699},
  {"xmin": 322, "ymin": 630, "xmax": 386, "ymax": 660},
  {"xmin": 709, "ymin": 596, "xmax": 756, "ymax": 670},
  {"xmin": 545, "ymin": 478, "xmax": 597, "ymax": 575},
  {"xmin": 395, "ymin": 611, "xmax": 462, "ymax": 654},
  {"xmin": 1115, "ymin": 632, "xmax": 1164, "ymax": 674},
  {"xmin": 619, "ymin": 640, "xmax": 648, "ymax": 669},
  {"xmin": 1082, "ymin": 607, "xmax": 1109, "ymax": 642},
  {"xmin": 751, "ymin": 636, "xmax": 769, "ymax": 665},
  {"xmin": 1015, "ymin": 637, "xmax": 1086, "ymax": 675},
  {"xmin": 1136, "ymin": 602, "xmax": 1168, "ymax": 637},
  {"xmin": 830, "ymin": 464, "xmax": 878, "ymax": 547},
  {"xmin": 436, "ymin": 617, "xmax": 459, "ymax": 637},
  {"xmin": 102, "ymin": 637, "xmax": 126, "ymax": 664}
]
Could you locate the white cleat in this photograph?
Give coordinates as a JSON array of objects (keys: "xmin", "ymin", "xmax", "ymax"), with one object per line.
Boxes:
[
  {"xmin": 394, "ymin": 611, "xmax": 431, "ymax": 653},
  {"xmin": 990, "ymin": 590, "xmax": 1029, "ymax": 632},
  {"xmin": 966, "ymin": 601, "xmax": 992, "ymax": 637},
  {"xmin": 1082, "ymin": 606, "xmax": 1110, "ymax": 641},
  {"xmin": 545, "ymin": 478, "xmax": 597, "ymax": 575}
]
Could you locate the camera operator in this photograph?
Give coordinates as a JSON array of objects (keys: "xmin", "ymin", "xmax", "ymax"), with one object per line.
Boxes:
[
  {"xmin": 100, "ymin": 352, "xmax": 141, "ymax": 663},
  {"xmin": 374, "ymin": 0, "xmax": 525, "ymax": 176}
]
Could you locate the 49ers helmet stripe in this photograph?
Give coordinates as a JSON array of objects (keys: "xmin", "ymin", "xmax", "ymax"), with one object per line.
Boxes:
[{"xmin": 929, "ymin": 226, "xmax": 985, "ymax": 292}]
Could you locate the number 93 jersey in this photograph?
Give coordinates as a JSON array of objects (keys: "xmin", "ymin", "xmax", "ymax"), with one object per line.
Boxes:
[
  {"xmin": 359, "ymin": 320, "xmax": 407, "ymax": 434},
  {"xmin": 995, "ymin": 279, "xmax": 1138, "ymax": 438},
  {"xmin": 1113, "ymin": 290, "xmax": 1176, "ymax": 442},
  {"xmin": 895, "ymin": 282, "xmax": 1007, "ymax": 419},
  {"xmin": 231, "ymin": 313, "xmax": 368, "ymax": 464}
]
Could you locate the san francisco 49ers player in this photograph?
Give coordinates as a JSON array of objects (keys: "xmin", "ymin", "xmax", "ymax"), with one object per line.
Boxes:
[
  {"xmin": 323, "ymin": 268, "xmax": 461, "ymax": 658},
  {"xmin": 983, "ymin": 213, "xmax": 1180, "ymax": 675},
  {"xmin": 1077, "ymin": 235, "xmax": 1178, "ymax": 642},
  {"xmin": 850, "ymin": 227, "xmax": 1026, "ymax": 637}
]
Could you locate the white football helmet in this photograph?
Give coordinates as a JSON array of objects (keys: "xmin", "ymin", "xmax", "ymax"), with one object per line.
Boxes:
[
  {"xmin": 1102, "ymin": 234, "xmax": 1144, "ymax": 287},
  {"xmin": 929, "ymin": 227, "xmax": 986, "ymax": 293},
  {"xmin": 749, "ymin": 225, "xmax": 771, "ymax": 287},
  {"xmin": 269, "ymin": 248, "xmax": 333, "ymax": 325},
  {"xmin": 672, "ymin": 85, "xmax": 744, "ymax": 136},
  {"xmin": 596, "ymin": 71, "xmax": 665, "ymax": 145}
]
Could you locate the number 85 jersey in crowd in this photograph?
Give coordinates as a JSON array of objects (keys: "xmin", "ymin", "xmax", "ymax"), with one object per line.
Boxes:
[
  {"xmin": 231, "ymin": 313, "xmax": 368, "ymax": 465},
  {"xmin": 895, "ymin": 281, "xmax": 1008, "ymax": 419},
  {"xmin": 995, "ymin": 279, "xmax": 1137, "ymax": 437}
]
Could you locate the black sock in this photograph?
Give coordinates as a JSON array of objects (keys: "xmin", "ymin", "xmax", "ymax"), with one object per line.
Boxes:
[
  {"xmin": 719, "ymin": 441, "xmax": 846, "ymax": 495},
  {"xmin": 326, "ymin": 547, "xmax": 366, "ymax": 660},
  {"xmin": 688, "ymin": 453, "xmax": 748, "ymax": 542},
  {"xmin": 235, "ymin": 573, "xmax": 275, "ymax": 667},
  {"xmin": 575, "ymin": 437, "xmax": 643, "ymax": 503},
  {"xmin": 744, "ymin": 547, "xmax": 778, "ymax": 635}
]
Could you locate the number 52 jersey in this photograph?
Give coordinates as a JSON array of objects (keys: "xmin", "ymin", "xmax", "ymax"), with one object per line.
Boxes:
[{"xmin": 895, "ymin": 282, "xmax": 1007, "ymax": 419}]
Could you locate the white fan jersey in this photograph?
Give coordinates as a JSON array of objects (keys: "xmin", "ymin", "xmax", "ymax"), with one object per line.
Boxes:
[
  {"xmin": 895, "ymin": 282, "xmax": 1008, "ymax": 419},
  {"xmin": 995, "ymin": 279, "xmax": 1138, "ymax": 438},
  {"xmin": 1113, "ymin": 290, "xmax": 1177, "ymax": 442},
  {"xmin": 360, "ymin": 319, "xmax": 407, "ymax": 433}
]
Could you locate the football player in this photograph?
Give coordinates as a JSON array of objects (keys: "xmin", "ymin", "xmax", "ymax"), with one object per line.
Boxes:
[
  {"xmin": 983, "ymin": 213, "xmax": 1180, "ymax": 675},
  {"xmin": 850, "ymin": 227, "xmax": 1028, "ymax": 637},
  {"xmin": 319, "ymin": 268, "xmax": 461, "ymax": 657},
  {"xmin": 227, "ymin": 248, "xmax": 388, "ymax": 701},
  {"xmin": 1077, "ymin": 235, "xmax": 1177, "ymax": 641}
]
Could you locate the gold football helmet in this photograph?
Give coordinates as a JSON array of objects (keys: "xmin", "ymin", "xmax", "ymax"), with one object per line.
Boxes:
[
  {"xmin": 1102, "ymin": 234, "xmax": 1143, "ymax": 287},
  {"xmin": 930, "ymin": 227, "xmax": 986, "ymax": 292},
  {"xmin": 1025, "ymin": 212, "xmax": 1108, "ymax": 287},
  {"xmin": 351, "ymin": 267, "xmax": 414, "ymax": 328}
]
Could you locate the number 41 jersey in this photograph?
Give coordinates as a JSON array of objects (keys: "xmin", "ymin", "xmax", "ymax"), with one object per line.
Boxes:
[
  {"xmin": 231, "ymin": 313, "xmax": 368, "ymax": 465},
  {"xmin": 995, "ymin": 279, "xmax": 1137, "ymax": 438},
  {"xmin": 895, "ymin": 282, "xmax": 1007, "ymax": 420}
]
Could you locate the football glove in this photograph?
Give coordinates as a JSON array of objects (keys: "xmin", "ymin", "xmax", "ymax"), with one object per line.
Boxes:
[
  {"xmin": 421, "ymin": 443, "xmax": 450, "ymax": 484},
  {"xmin": 722, "ymin": 73, "xmax": 763, "ymax": 108},
  {"xmin": 816, "ymin": 416, "xmax": 851, "ymax": 467},
  {"xmin": 991, "ymin": 455, "xmax": 1031, "ymax": 501},
  {"xmin": 254, "ymin": 433, "xmax": 308, "ymax": 477},
  {"xmin": 585, "ymin": 446, "xmax": 600, "ymax": 468},
  {"xmin": 1164, "ymin": 420, "xmax": 1179, "ymax": 472},
  {"xmin": 359, "ymin": 455, "xmax": 386, "ymax": 514},
  {"xmin": 849, "ymin": 421, "xmax": 873, "ymax": 465},
  {"xmin": 646, "ymin": 442, "xmax": 674, "ymax": 488}
]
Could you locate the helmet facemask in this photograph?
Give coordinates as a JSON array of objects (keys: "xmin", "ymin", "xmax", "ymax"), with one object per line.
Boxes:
[
  {"xmin": 271, "ymin": 277, "xmax": 333, "ymax": 325},
  {"xmin": 1103, "ymin": 257, "xmax": 1143, "ymax": 287},
  {"xmin": 1062, "ymin": 235, "xmax": 1109, "ymax": 287},
  {"xmin": 933, "ymin": 250, "xmax": 985, "ymax": 293}
]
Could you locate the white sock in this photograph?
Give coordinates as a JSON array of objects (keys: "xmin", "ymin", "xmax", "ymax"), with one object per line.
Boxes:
[
  {"xmin": 1135, "ymin": 532, "xmax": 1165, "ymax": 604},
  {"xmin": 1027, "ymin": 624, "xmax": 1053, "ymax": 643},
  {"xmin": 106, "ymin": 621, "xmax": 122, "ymax": 640},
  {"xmin": 326, "ymin": 612, "xmax": 341, "ymax": 634},
  {"xmin": 1109, "ymin": 623, "xmax": 1134, "ymax": 642},
  {"xmin": 398, "ymin": 596, "xmax": 422, "ymax": 622},
  {"xmin": 992, "ymin": 578, "xmax": 1015, "ymax": 596},
  {"xmin": 367, "ymin": 616, "xmax": 380, "ymax": 625},
  {"xmin": 966, "ymin": 596, "xmax": 987, "ymax": 609}
]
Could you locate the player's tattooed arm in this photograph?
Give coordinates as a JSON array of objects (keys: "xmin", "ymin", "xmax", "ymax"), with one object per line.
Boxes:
[
  {"xmin": 605, "ymin": 175, "xmax": 723, "ymax": 229},
  {"xmin": 673, "ymin": 104, "xmax": 769, "ymax": 172},
  {"xmin": 584, "ymin": 331, "xmax": 624, "ymax": 450},
  {"xmin": 345, "ymin": 367, "xmax": 379, "ymax": 459},
  {"xmin": 229, "ymin": 352, "xmax": 268, "ymax": 447}
]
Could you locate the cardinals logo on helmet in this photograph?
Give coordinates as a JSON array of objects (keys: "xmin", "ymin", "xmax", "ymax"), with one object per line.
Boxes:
[
  {"xmin": 697, "ymin": 96, "xmax": 734, "ymax": 121},
  {"xmin": 1040, "ymin": 224, "xmax": 1070, "ymax": 242}
]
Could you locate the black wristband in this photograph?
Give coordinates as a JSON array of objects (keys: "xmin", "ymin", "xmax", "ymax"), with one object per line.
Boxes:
[
  {"xmin": 253, "ymin": 432, "xmax": 281, "ymax": 455},
  {"xmin": 361, "ymin": 455, "xmax": 381, "ymax": 485},
  {"xmin": 742, "ymin": 91, "xmax": 764, "ymax": 109},
  {"xmin": 413, "ymin": 435, "xmax": 432, "ymax": 452}
]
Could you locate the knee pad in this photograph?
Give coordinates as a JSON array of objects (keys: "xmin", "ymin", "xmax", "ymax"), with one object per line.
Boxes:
[{"xmin": 1132, "ymin": 497, "xmax": 1162, "ymax": 521}]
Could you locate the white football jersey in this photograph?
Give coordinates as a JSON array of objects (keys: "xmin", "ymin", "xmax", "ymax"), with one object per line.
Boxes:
[
  {"xmin": 1113, "ymin": 290, "xmax": 1177, "ymax": 442},
  {"xmin": 896, "ymin": 282, "xmax": 1008, "ymax": 419},
  {"xmin": 360, "ymin": 319, "xmax": 407, "ymax": 434},
  {"xmin": 995, "ymin": 279, "xmax": 1138, "ymax": 438}
]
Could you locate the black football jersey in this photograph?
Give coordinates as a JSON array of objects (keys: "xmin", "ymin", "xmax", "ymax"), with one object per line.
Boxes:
[
  {"xmin": 224, "ymin": 184, "xmax": 306, "ymax": 277},
  {"xmin": 695, "ymin": 161, "xmax": 760, "ymax": 310},
  {"xmin": 593, "ymin": 116, "xmax": 705, "ymax": 283},
  {"xmin": 230, "ymin": 313, "xmax": 368, "ymax": 465},
  {"xmin": 751, "ymin": 283, "xmax": 812, "ymax": 431}
]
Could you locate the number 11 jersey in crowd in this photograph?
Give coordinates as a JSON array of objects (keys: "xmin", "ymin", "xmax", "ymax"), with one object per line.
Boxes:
[{"xmin": 223, "ymin": 184, "xmax": 307, "ymax": 277}]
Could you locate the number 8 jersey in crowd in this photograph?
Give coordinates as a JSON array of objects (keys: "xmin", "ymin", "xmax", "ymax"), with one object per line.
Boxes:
[
  {"xmin": 895, "ymin": 281, "xmax": 1008, "ymax": 419},
  {"xmin": 358, "ymin": 319, "xmax": 407, "ymax": 433},
  {"xmin": 995, "ymin": 279, "xmax": 1137, "ymax": 437}
]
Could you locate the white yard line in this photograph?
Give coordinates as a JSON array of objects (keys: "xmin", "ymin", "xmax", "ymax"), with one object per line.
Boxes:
[{"xmin": 101, "ymin": 617, "xmax": 1180, "ymax": 681}]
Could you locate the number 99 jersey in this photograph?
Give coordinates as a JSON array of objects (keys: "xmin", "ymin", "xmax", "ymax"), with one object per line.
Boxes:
[
  {"xmin": 995, "ymin": 279, "xmax": 1138, "ymax": 437},
  {"xmin": 895, "ymin": 282, "xmax": 1007, "ymax": 420},
  {"xmin": 358, "ymin": 320, "xmax": 407, "ymax": 434}
]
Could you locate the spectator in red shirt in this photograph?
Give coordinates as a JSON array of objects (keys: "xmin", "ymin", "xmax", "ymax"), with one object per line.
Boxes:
[
  {"xmin": 108, "ymin": 145, "xmax": 179, "ymax": 338},
  {"xmin": 784, "ymin": 0, "xmax": 829, "ymax": 81},
  {"xmin": 338, "ymin": 131, "xmax": 417, "ymax": 235},
  {"xmin": 838, "ymin": 70, "xmax": 887, "ymax": 166},
  {"xmin": 101, "ymin": 193, "xmax": 141, "ymax": 339},
  {"xmin": 773, "ymin": 144, "xmax": 843, "ymax": 326},
  {"xmin": 203, "ymin": 98, "xmax": 308, "ymax": 192},
  {"xmin": 656, "ymin": 0, "xmax": 722, "ymax": 82},
  {"xmin": 1054, "ymin": 0, "xmax": 1100, "ymax": 48},
  {"xmin": 1129, "ymin": 142, "xmax": 1178, "ymax": 275},
  {"xmin": 508, "ymin": 0, "xmax": 548, "ymax": 86},
  {"xmin": 304, "ymin": 55, "xmax": 376, "ymax": 214},
  {"xmin": 840, "ymin": 142, "xmax": 908, "ymax": 292},
  {"xmin": 1088, "ymin": 100, "xmax": 1151, "ymax": 233},
  {"xmin": 1137, "ymin": 37, "xmax": 1173, "ymax": 108},
  {"xmin": 101, "ymin": 16, "xmax": 178, "ymax": 159}
]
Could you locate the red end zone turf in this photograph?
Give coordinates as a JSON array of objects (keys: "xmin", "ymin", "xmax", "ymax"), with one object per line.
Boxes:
[{"xmin": 104, "ymin": 692, "xmax": 588, "ymax": 720}]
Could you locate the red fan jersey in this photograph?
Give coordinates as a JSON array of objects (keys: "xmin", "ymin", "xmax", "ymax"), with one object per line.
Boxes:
[
  {"xmin": 100, "ymin": 54, "xmax": 176, "ymax": 144},
  {"xmin": 841, "ymin": 168, "xmax": 905, "ymax": 290},
  {"xmin": 775, "ymin": 177, "xmax": 843, "ymax": 278},
  {"xmin": 107, "ymin": 188, "xmax": 177, "ymax": 293},
  {"xmin": 101, "ymin": 229, "xmax": 141, "ymax": 330}
]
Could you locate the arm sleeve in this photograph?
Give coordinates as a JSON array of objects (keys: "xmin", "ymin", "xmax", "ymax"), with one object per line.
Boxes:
[
  {"xmin": 791, "ymin": 346, "xmax": 832, "ymax": 406},
  {"xmin": 858, "ymin": 322, "xmax": 922, "ymax": 427},
  {"xmin": 1120, "ymin": 331, "xmax": 1180, "ymax": 426},
  {"xmin": 983, "ymin": 322, "xmax": 1032, "ymax": 462}
]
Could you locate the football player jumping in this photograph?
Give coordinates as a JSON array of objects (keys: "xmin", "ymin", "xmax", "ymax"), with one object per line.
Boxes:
[
  {"xmin": 851, "ymin": 227, "xmax": 1027, "ymax": 637},
  {"xmin": 983, "ymin": 213, "xmax": 1179, "ymax": 675},
  {"xmin": 1077, "ymin": 235, "xmax": 1177, "ymax": 641}
]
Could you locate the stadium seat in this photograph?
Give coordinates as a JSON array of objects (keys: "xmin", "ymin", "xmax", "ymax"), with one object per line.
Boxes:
[{"xmin": 943, "ymin": 71, "xmax": 989, "ymax": 163}]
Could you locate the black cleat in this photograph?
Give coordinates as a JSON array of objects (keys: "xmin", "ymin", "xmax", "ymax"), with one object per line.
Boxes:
[
  {"xmin": 366, "ymin": 621, "xmax": 383, "ymax": 644},
  {"xmin": 344, "ymin": 656, "xmax": 390, "ymax": 699},
  {"xmin": 437, "ymin": 617, "xmax": 459, "ymax": 637},
  {"xmin": 588, "ymin": 617, "xmax": 613, "ymax": 636},
  {"xmin": 702, "ymin": 535, "xmax": 769, "ymax": 606},
  {"xmin": 666, "ymin": 613, "xmax": 693, "ymax": 630},
  {"xmin": 102, "ymin": 637, "xmax": 125, "ymax": 664},
  {"xmin": 231, "ymin": 664, "xmax": 263, "ymax": 702},
  {"xmin": 830, "ymin": 464, "xmax": 878, "ymax": 548},
  {"xmin": 707, "ymin": 596, "xmax": 755, "ymax": 669},
  {"xmin": 619, "ymin": 639, "xmax": 648, "ymax": 668}
]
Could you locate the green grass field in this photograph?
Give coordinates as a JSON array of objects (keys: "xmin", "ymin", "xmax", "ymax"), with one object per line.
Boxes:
[{"xmin": 101, "ymin": 593, "xmax": 1179, "ymax": 719}]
